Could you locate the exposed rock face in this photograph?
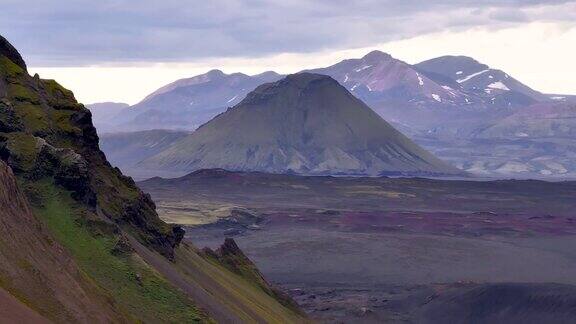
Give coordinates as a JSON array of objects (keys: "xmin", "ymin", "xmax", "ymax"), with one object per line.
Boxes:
[
  {"xmin": 140, "ymin": 73, "xmax": 460, "ymax": 176},
  {"xmin": 0, "ymin": 36, "xmax": 182, "ymax": 259},
  {"xmin": 0, "ymin": 35, "xmax": 26, "ymax": 71},
  {"xmin": 203, "ymin": 238, "xmax": 303, "ymax": 314}
]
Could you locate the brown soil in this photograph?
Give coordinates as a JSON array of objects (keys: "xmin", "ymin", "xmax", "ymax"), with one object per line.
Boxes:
[
  {"xmin": 0, "ymin": 287, "xmax": 50, "ymax": 324},
  {"xmin": 0, "ymin": 161, "xmax": 123, "ymax": 323}
]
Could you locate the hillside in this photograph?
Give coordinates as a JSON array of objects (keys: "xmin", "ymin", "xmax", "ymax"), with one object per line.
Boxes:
[
  {"xmin": 0, "ymin": 160, "xmax": 123, "ymax": 322},
  {"xmin": 0, "ymin": 34, "xmax": 306, "ymax": 322},
  {"xmin": 139, "ymin": 73, "xmax": 460, "ymax": 176}
]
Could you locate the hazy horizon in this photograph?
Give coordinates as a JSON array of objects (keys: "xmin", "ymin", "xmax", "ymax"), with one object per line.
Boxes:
[{"xmin": 1, "ymin": 1, "xmax": 574, "ymax": 105}]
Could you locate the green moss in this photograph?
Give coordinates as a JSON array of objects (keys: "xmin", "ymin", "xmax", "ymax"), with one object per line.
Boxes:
[
  {"xmin": 0, "ymin": 56, "xmax": 25, "ymax": 78},
  {"xmin": 176, "ymin": 246, "xmax": 304, "ymax": 323},
  {"xmin": 50, "ymin": 110, "xmax": 78, "ymax": 134},
  {"xmin": 203, "ymin": 242, "xmax": 304, "ymax": 316},
  {"xmin": 93, "ymin": 166, "xmax": 174, "ymax": 241},
  {"xmin": 4, "ymin": 133, "xmax": 39, "ymax": 171},
  {"xmin": 7, "ymin": 84, "xmax": 40, "ymax": 104},
  {"xmin": 12, "ymin": 103, "xmax": 50, "ymax": 133},
  {"xmin": 41, "ymin": 79, "xmax": 83, "ymax": 111},
  {"xmin": 32, "ymin": 181, "xmax": 208, "ymax": 323},
  {"xmin": 42, "ymin": 79, "xmax": 72, "ymax": 97}
]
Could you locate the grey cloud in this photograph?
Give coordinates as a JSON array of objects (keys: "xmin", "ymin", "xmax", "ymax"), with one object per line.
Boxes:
[
  {"xmin": 0, "ymin": 0, "xmax": 574, "ymax": 66},
  {"xmin": 489, "ymin": 8, "xmax": 530, "ymax": 22}
]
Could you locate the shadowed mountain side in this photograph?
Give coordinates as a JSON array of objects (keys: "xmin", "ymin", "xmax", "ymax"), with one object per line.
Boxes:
[{"xmin": 139, "ymin": 73, "xmax": 461, "ymax": 176}]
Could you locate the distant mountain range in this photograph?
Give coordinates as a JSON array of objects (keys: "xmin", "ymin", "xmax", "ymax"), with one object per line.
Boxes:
[
  {"xmin": 97, "ymin": 51, "xmax": 564, "ymax": 134},
  {"xmin": 97, "ymin": 70, "xmax": 282, "ymax": 132},
  {"xmin": 91, "ymin": 50, "xmax": 575, "ymax": 178},
  {"xmin": 136, "ymin": 73, "xmax": 460, "ymax": 177}
]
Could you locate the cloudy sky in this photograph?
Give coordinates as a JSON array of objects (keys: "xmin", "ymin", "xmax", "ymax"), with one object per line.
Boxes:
[{"xmin": 1, "ymin": 0, "xmax": 575, "ymax": 104}]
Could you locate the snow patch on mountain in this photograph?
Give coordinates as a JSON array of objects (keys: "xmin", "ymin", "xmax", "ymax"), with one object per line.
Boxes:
[
  {"xmin": 355, "ymin": 65, "xmax": 372, "ymax": 72},
  {"xmin": 441, "ymin": 86, "xmax": 457, "ymax": 97},
  {"xmin": 488, "ymin": 82, "xmax": 510, "ymax": 91},
  {"xmin": 416, "ymin": 73, "xmax": 424, "ymax": 86},
  {"xmin": 551, "ymin": 96, "xmax": 566, "ymax": 101},
  {"xmin": 457, "ymin": 69, "xmax": 490, "ymax": 83}
]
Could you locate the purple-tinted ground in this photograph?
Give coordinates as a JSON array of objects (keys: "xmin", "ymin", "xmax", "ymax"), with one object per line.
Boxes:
[{"xmin": 139, "ymin": 170, "xmax": 576, "ymax": 323}]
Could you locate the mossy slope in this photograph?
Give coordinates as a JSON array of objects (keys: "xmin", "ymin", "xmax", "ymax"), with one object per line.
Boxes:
[{"xmin": 0, "ymin": 34, "xmax": 306, "ymax": 323}]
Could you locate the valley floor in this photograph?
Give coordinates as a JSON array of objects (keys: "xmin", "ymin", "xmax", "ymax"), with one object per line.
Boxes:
[
  {"xmin": 139, "ymin": 170, "xmax": 576, "ymax": 323},
  {"xmin": 190, "ymin": 227, "xmax": 576, "ymax": 323}
]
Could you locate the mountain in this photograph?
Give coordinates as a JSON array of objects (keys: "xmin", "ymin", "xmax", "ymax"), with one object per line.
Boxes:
[
  {"xmin": 0, "ymin": 35, "xmax": 305, "ymax": 322},
  {"xmin": 85, "ymin": 101, "xmax": 129, "ymax": 132},
  {"xmin": 93, "ymin": 50, "xmax": 575, "ymax": 178},
  {"xmin": 406, "ymin": 102, "xmax": 576, "ymax": 178},
  {"xmin": 458, "ymin": 102, "xmax": 576, "ymax": 178},
  {"xmin": 416, "ymin": 55, "xmax": 547, "ymax": 105},
  {"xmin": 305, "ymin": 51, "xmax": 548, "ymax": 137},
  {"xmin": 307, "ymin": 50, "xmax": 469, "ymax": 109},
  {"xmin": 111, "ymin": 69, "xmax": 283, "ymax": 131},
  {"xmin": 103, "ymin": 52, "xmax": 563, "ymax": 138},
  {"xmin": 479, "ymin": 102, "xmax": 576, "ymax": 138},
  {"xmin": 99, "ymin": 51, "xmax": 554, "ymax": 139},
  {"xmin": 138, "ymin": 73, "xmax": 460, "ymax": 176}
]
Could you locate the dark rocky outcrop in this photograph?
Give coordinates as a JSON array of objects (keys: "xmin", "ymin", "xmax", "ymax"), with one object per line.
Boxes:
[
  {"xmin": 203, "ymin": 238, "xmax": 303, "ymax": 315},
  {"xmin": 0, "ymin": 35, "xmax": 26, "ymax": 71},
  {"xmin": 0, "ymin": 35, "xmax": 182, "ymax": 259}
]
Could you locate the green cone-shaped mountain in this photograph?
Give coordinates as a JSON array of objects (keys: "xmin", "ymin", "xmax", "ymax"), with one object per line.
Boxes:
[{"xmin": 141, "ymin": 73, "xmax": 460, "ymax": 176}]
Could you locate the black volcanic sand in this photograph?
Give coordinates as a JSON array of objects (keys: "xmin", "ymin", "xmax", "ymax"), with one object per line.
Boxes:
[{"xmin": 139, "ymin": 170, "xmax": 576, "ymax": 323}]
